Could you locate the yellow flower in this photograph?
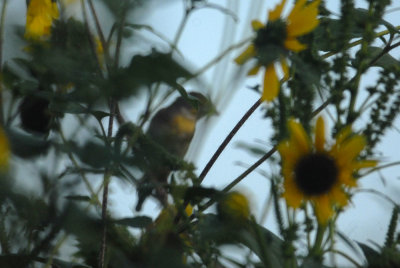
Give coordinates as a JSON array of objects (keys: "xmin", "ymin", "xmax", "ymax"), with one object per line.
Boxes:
[
  {"xmin": 0, "ymin": 127, "xmax": 10, "ymax": 170},
  {"xmin": 278, "ymin": 117, "xmax": 377, "ymax": 224},
  {"xmin": 217, "ymin": 191, "xmax": 251, "ymax": 224},
  {"xmin": 235, "ymin": 0, "xmax": 320, "ymax": 102},
  {"xmin": 25, "ymin": 0, "xmax": 60, "ymax": 40}
]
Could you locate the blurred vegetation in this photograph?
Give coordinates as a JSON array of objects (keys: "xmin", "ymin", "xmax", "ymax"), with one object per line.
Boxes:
[{"xmin": 0, "ymin": 0, "xmax": 399, "ymax": 267}]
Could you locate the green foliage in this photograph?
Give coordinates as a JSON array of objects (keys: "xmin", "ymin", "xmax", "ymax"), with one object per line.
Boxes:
[{"xmin": 1, "ymin": 0, "xmax": 400, "ymax": 267}]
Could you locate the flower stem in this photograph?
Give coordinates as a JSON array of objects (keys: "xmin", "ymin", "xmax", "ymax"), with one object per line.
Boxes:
[
  {"xmin": 98, "ymin": 100, "xmax": 116, "ymax": 268},
  {"xmin": 198, "ymin": 98, "xmax": 262, "ymax": 182},
  {"xmin": 310, "ymin": 224, "xmax": 326, "ymax": 259},
  {"xmin": 198, "ymin": 96, "xmax": 333, "ymax": 212}
]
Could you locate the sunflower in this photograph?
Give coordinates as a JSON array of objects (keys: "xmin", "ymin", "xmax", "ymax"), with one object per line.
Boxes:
[
  {"xmin": 234, "ymin": 0, "xmax": 320, "ymax": 102},
  {"xmin": 277, "ymin": 117, "xmax": 377, "ymax": 224},
  {"xmin": 25, "ymin": 0, "xmax": 59, "ymax": 40}
]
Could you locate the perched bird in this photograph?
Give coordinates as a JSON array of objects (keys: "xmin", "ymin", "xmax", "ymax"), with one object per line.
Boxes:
[{"xmin": 135, "ymin": 92, "xmax": 214, "ymax": 211}]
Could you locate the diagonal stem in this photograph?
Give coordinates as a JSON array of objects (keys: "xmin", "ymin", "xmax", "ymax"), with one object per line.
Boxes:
[{"xmin": 198, "ymin": 98, "xmax": 262, "ymax": 182}]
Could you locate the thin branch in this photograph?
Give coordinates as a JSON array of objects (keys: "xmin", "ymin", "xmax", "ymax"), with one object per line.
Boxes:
[{"xmin": 198, "ymin": 98, "xmax": 261, "ymax": 182}]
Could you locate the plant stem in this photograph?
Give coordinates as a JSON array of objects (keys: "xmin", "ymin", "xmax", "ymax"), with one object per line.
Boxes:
[
  {"xmin": 172, "ymin": 6, "xmax": 192, "ymax": 49},
  {"xmin": 98, "ymin": 100, "xmax": 116, "ymax": 268},
  {"xmin": 198, "ymin": 96, "xmax": 332, "ymax": 212},
  {"xmin": 321, "ymin": 25, "xmax": 400, "ymax": 59},
  {"xmin": 198, "ymin": 98, "xmax": 261, "ymax": 182},
  {"xmin": 329, "ymin": 249, "xmax": 362, "ymax": 268},
  {"xmin": 0, "ymin": 0, "xmax": 7, "ymax": 126}
]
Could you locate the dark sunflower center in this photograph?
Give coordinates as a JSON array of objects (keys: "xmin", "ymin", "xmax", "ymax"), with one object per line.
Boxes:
[
  {"xmin": 254, "ymin": 19, "xmax": 287, "ymax": 49},
  {"xmin": 294, "ymin": 153, "xmax": 338, "ymax": 196},
  {"xmin": 253, "ymin": 19, "xmax": 287, "ymax": 66}
]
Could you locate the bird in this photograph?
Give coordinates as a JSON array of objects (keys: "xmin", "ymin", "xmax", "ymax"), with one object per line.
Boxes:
[{"xmin": 135, "ymin": 92, "xmax": 215, "ymax": 211}]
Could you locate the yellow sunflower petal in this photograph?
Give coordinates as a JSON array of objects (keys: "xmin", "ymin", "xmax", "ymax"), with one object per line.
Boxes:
[
  {"xmin": 247, "ymin": 64, "xmax": 261, "ymax": 76},
  {"xmin": 280, "ymin": 58, "xmax": 290, "ymax": 81},
  {"xmin": 278, "ymin": 141, "xmax": 302, "ymax": 167},
  {"xmin": 313, "ymin": 195, "xmax": 333, "ymax": 224},
  {"xmin": 268, "ymin": 0, "xmax": 287, "ymax": 21},
  {"xmin": 330, "ymin": 126, "xmax": 352, "ymax": 155},
  {"xmin": 283, "ymin": 179, "xmax": 303, "ymax": 208},
  {"xmin": 0, "ymin": 128, "xmax": 10, "ymax": 169},
  {"xmin": 251, "ymin": 20, "xmax": 265, "ymax": 31},
  {"xmin": 287, "ymin": 0, "xmax": 320, "ymax": 37},
  {"xmin": 338, "ymin": 169, "xmax": 357, "ymax": 187},
  {"xmin": 314, "ymin": 116, "xmax": 325, "ymax": 152},
  {"xmin": 284, "ymin": 38, "xmax": 307, "ymax": 52},
  {"xmin": 288, "ymin": 119, "xmax": 310, "ymax": 155},
  {"xmin": 330, "ymin": 186, "xmax": 348, "ymax": 207},
  {"xmin": 261, "ymin": 64, "xmax": 280, "ymax": 102},
  {"xmin": 336, "ymin": 135, "xmax": 366, "ymax": 164},
  {"xmin": 335, "ymin": 126, "xmax": 352, "ymax": 145},
  {"xmin": 25, "ymin": 0, "xmax": 59, "ymax": 39},
  {"xmin": 287, "ymin": 0, "xmax": 307, "ymax": 22},
  {"xmin": 352, "ymin": 160, "xmax": 378, "ymax": 170},
  {"xmin": 234, "ymin": 44, "xmax": 256, "ymax": 65}
]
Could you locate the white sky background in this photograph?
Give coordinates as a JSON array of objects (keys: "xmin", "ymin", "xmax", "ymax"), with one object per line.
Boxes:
[{"xmin": 3, "ymin": 0, "xmax": 400, "ymax": 266}]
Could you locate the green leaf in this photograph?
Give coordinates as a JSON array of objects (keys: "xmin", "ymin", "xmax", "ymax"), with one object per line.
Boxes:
[
  {"xmin": 239, "ymin": 221, "xmax": 285, "ymax": 268},
  {"xmin": 114, "ymin": 216, "xmax": 153, "ymax": 228},
  {"xmin": 37, "ymin": 257, "xmax": 91, "ymax": 268},
  {"xmin": 357, "ymin": 242, "xmax": 380, "ymax": 264},
  {"xmin": 90, "ymin": 110, "xmax": 111, "ymax": 121},
  {"xmin": 300, "ymin": 258, "xmax": 333, "ymax": 268},
  {"xmin": 6, "ymin": 128, "xmax": 50, "ymax": 158},
  {"xmin": 127, "ymin": 50, "xmax": 192, "ymax": 87},
  {"xmin": 75, "ymin": 141, "xmax": 112, "ymax": 168},
  {"xmin": 101, "ymin": 0, "xmax": 140, "ymax": 19},
  {"xmin": 49, "ymin": 101, "xmax": 87, "ymax": 114},
  {"xmin": 183, "ymin": 186, "xmax": 219, "ymax": 205},
  {"xmin": 65, "ymin": 195, "xmax": 92, "ymax": 202},
  {"xmin": 352, "ymin": 46, "xmax": 400, "ymax": 69}
]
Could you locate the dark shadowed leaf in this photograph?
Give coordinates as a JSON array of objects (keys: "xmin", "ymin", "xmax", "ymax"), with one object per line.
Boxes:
[
  {"xmin": 114, "ymin": 216, "xmax": 153, "ymax": 228},
  {"xmin": 65, "ymin": 195, "xmax": 92, "ymax": 202},
  {"xmin": 357, "ymin": 242, "xmax": 380, "ymax": 264},
  {"xmin": 49, "ymin": 101, "xmax": 87, "ymax": 114},
  {"xmin": 352, "ymin": 46, "xmax": 400, "ymax": 69},
  {"xmin": 6, "ymin": 128, "xmax": 50, "ymax": 158}
]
